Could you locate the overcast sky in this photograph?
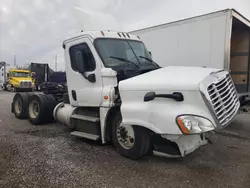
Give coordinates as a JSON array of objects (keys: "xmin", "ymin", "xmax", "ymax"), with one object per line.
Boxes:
[{"xmin": 0, "ymin": 0, "xmax": 250, "ymax": 71}]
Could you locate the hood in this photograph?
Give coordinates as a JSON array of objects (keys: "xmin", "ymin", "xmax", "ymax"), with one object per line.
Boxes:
[
  {"xmin": 11, "ymin": 77, "xmax": 32, "ymax": 82},
  {"xmin": 119, "ymin": 66, "xmax": 221, "ymax": 91}
]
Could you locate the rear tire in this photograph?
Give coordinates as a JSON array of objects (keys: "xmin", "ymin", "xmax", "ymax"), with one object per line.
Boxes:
[
  {"xmin": 28, "ymin": 94, "xmax": 57, "ymax": 125},
  {"xmin": 112, "ymin": 112, "xmax": 151, "ymax": 160},
  {"xmin": 12, "ymin": 93, "xmax": 31, "ymax": 119}
]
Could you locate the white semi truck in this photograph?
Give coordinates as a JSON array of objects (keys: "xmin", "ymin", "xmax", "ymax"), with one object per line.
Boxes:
[
  {"xmin": 130, "ymin": 9, "xmax": 250, "ymax": 94},
  {"xmin": 11, "ymin": 31, "xmax": 240, "ymax": 159}
]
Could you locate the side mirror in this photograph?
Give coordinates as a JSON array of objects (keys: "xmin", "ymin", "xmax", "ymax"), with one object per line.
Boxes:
[
  {"xmin": 75, "ymin": 51, "xmax": 96, "ymax": 83},
  {"xmin": 87, "ymin": 74, "xmax": 96, "ymax": 83},
  {"xmin": 76, "ymin": 51, "xmax": 86, "ymax": 74},
  {"xmin": 31, "ymin": 72, "xmax": 36, "ymax": 78}
]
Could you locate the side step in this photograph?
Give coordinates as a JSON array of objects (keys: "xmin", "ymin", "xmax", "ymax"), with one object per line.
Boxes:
[
  {"xmin": 71, "ymin": 114, "xmax": 100, "ymax": 122},
  {"xmin": 70, "ymin": 131, "xmax": 100, "ymax": 141}
]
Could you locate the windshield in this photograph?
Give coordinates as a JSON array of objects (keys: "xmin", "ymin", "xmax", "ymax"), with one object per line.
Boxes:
[
  {"xmin": 94, "ymin": 38, "xmax": 157, "ymax": 70},
  {"xmin": 12, "ymin": 72, "xmax": 30, "ymax": 77}
]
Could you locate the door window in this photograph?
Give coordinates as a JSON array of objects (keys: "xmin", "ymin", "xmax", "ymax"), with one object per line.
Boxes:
[{"xmin": 69, "ymin": 43, "xmax": 96, "ymax": 72}]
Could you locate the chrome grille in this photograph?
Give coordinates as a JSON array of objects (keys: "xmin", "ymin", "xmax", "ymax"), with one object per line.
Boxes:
[
  {"xmin": 20, "ymin": 81, "xmax": 32, "ymax": 88},
  {"xmin": 206, "ymin": 73, "xmax": 240, "ymax": 126}
]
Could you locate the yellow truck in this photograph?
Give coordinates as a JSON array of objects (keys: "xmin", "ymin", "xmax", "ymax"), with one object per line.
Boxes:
[{"xmin": 2, "ymin": 68, "xmax": 35, "ymax": 92}]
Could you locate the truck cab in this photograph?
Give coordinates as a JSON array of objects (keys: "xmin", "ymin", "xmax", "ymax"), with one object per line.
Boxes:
[
  {"xmin": 5, "ymin": 69, "xmax": 34, "ymax": 92},
  {"xmin": 54, "ymin": 31, "xmax": 240, "ymax": 159}
]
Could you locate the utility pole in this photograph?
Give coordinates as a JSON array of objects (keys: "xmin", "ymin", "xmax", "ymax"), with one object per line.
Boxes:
[
  {"xmin": 14, "ymin": 54, "xmax": 16, "ymax": 67},
  {"xmin": 55, "ymin": 54, "xmax": 57, "ymax": 71}
]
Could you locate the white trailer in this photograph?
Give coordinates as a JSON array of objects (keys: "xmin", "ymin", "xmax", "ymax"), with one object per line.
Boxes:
[{"xmin": 130, "ymin": 9, "xmax": 250, "ymax": 94}]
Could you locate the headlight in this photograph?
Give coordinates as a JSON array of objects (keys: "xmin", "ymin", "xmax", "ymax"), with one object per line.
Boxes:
[{"xmin": 176, "ymin": 115, "xmax": 215, "ymax": 134}]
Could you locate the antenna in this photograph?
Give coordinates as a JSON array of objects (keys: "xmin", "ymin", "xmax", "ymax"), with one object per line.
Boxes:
[
  {"xmin": 73, "ymin": 6, "xmax": 122, "ymax": 31},
  {"xmin": 13, "ymin": 54, "xmax": 16, "ymax": 67},
  {"xmin": 71, "ymin": 6, "xmax": 85, "ymax": 31}
]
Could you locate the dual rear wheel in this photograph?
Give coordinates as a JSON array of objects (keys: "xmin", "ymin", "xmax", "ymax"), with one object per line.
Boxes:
[{"xmin": 12, "ymin": 93, "xmax": 57, "ymax": 125}]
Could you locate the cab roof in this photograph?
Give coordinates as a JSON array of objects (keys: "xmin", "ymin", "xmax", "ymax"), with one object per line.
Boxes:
[{"xmin": 63, "ymin": 30, "xmax": 141, "ymax": 45}]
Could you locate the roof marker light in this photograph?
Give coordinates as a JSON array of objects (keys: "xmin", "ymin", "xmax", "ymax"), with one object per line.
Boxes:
[{"xmin": 101, "ymin": 31, "xmax": 105, "ymax": 36}]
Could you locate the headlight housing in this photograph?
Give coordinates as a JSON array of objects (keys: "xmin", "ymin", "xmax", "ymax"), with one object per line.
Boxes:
[{"xmin": 176, "ymin": 115, "xmax": 215, "ymax": 134}]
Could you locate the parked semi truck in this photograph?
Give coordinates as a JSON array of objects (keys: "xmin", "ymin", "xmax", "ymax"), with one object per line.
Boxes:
[
  {"xmin": 1, "ymin": 66, "xmax": 34, "ymax": 92},
  {"xmin": 11, "ymin": 30, "xmax": 240, "ymax": 159},
  {"xmin": 29, "ymin": 62, "xmax": 66, "ymax": 91},
  {"xmin": 29, "ymin": 62, "xmax": 52, "ymax": 90},
  {"xmin": 130, "ymin": 9, "xmax": 250, "ymax": 94}
]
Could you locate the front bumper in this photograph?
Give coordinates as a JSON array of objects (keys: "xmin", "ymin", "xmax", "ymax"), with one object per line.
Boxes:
[
  {"xmin": 17, "ymin": 87, "xmax": 33, "ymax": 91},
  {"xmin": 160, "ymin": 133, "xmax": 209, "ymax": 157}
]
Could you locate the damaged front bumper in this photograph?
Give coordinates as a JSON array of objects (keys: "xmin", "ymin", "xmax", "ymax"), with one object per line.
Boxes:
[{"xmin": 153, "ymin": 133, "xmax": 213, "ymax": 158}]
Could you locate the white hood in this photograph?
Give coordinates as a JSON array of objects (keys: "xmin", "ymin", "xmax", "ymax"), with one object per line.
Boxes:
[{"xmin": 119, "ymin": 66, "xmax": 221, "ymax": 91}]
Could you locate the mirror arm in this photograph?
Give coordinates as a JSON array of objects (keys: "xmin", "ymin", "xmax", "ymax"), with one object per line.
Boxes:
[
  {"xmin": 80, "ymin": 72, "xmax": 88, "ymax": 80},
  {"xmin": 80, "ymin": 72, "xmax": 96, "ymax": 83}
]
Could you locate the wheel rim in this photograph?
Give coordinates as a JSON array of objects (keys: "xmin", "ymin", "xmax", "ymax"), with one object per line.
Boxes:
[
  {"xmin": 14, "ymin": 98, "xmax": 22, "ymax": 115},
  {"xmin": 29, "ymin": 100, "xmax": 39, "ymax": 119},
  {"xmin": 117, "ymin": 121, "xmax": 135, "ymax": 149}
]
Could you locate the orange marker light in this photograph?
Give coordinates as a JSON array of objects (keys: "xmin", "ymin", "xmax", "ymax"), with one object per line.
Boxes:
[
  {"xmin": 177, "ymin": 117, "xmax": 190, "ymax": 134},
  {"xmin": 104, "ymin": 96, "xmax": 109, "ymax": 100}
]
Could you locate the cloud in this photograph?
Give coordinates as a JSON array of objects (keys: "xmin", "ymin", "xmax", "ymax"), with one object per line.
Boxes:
[{"xmin": 0, "ymin": 0, "xmax": 250, "ymax": 71}]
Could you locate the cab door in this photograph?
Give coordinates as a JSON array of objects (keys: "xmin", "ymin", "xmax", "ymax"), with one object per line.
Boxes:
[{"xmin": 65, "ymin": 37, "xmax": 103, "ymax": 107}]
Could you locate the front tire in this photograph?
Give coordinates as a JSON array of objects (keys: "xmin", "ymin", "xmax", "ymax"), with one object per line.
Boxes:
[{"xmin": 112, "ymin": 113, "xmax": 151, "ymax": 160}]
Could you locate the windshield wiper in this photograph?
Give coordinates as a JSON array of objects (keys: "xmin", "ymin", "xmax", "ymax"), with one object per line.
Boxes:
[
  {"xmin": 138, "ymin": 56, "xmax": 161, "ymax": 68},
  {"xmin": 109, "ymin": 56, "xmax": 140, "ymax": 68}
]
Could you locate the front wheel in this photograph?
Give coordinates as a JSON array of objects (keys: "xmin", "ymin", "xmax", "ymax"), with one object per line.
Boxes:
[
  {"xmin": 11, "ymin": 86, "xmax": 17, "ymax": 92},
  {"xmin": 112, "ymin": 113, "xmax": 151, "ymax": 160}
]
